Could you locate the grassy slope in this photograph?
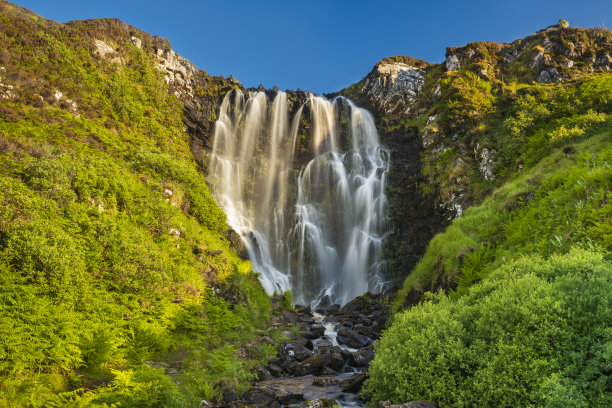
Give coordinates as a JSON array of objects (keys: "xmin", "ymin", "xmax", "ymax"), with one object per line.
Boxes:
[
  {"xmin": 0, "ymin": 2, "xmax": 277, "ymax": 407},
  {"xmin": 367, "ymin": 69, "xmax": 612, "ymax": 407},
  {"xmin": 395, "ymin": 73, "xmax": 612, "ymax": 305}
]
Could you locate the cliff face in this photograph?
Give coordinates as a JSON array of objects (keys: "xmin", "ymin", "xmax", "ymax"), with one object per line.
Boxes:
[{"xmin": 339, "ymin": 19, "xmax": 612, "ymax": 288}]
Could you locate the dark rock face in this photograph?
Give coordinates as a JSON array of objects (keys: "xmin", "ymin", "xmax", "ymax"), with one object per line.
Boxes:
[
  {"xmin": 349, "ymin": 347, "xmax": 374, "ymax": 367},
  {"xmin": 224, "ymin": 228, "xmax": 247, "ymax": 259},
  {"xmin": 379, "ymin": 123, "xmax": 446, "ymax": 286}
]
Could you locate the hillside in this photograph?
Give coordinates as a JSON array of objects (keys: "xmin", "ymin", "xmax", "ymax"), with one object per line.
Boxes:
[
  {"xmin": 338, "ymin": 20, "xmax": 612, "ymax": 408},
  {"xmin": 340, "ymin": 19, "xmax": 612, "ymax": 291},
  {"xmin": 0, "ymin": 1, "xmax": 284, "ymax": 406}
]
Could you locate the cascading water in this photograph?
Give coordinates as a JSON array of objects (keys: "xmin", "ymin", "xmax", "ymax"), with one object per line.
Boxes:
[{"xmin": 209, "ymin": 89, "xmax": 389, "ymax": 305}]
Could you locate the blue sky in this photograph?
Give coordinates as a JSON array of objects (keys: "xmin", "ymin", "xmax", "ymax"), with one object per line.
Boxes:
[{"xmin": 12, "ymin": 0, "xmax": 612, "ymax": 94}]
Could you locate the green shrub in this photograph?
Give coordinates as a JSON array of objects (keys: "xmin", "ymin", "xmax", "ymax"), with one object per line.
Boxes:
[
  {"xmin": 1, "ymin": 220, "xmax": 87, "ymax": 302},
  {"xmin": 367, "ymin": 249, "xmax": 612, "ymax": 407}
]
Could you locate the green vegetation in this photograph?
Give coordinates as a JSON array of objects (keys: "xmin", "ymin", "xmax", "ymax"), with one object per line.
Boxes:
[
  {"xmin": 370, "ymin": 69, "xmax": 612, "ymax": 408},
  {"xmin": 0, "ymin": 3, "xmax": 274, "ymax": 407},
  {"xmin": 367, "ymin": 249, "xmax": 611, "ymax": 407},
  {"xmin": 396, "ymin": 75, "xmax": 612, "ymax": 304}
]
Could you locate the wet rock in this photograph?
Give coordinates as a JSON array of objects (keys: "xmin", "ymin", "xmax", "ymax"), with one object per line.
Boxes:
[
  {"xmin": 293, "ymin": 343, "xmax": 314, "ymax": 361},
  {"xmin": 340, "ymin": 349, "xmax": 353, "ymax": 361},
  {"xmin": 312, "ymin": 375, "xmax": 340, "ymax": 386},
  {"xmin": 340, "ymin": 319, "xmax": 354, "ymax": 329},
  {"xmin": 300, "ymin": 399, "xmax": 337, "ymax": 408},
  {"xmin": 324, "ymin": 348, "xmax": 345, "ymax": 371},
  {"xmin": 315, "ymin": 295, "xmax": 332, "ymax": 312},
  {"xmin": 225, "ymin": 228, "xmax": 247, "ymax": 259},
  {"xmin": 280, "ymin": 358, "xmax": 297, "ymax": 375},
  {"xmin": 378, "ymin": 401, "xmax": 437, "ymax": 408},
  {"xmin": 277, "ymin": 392, "xmax": 304, "ymax": 405},
  {"xmin": 300, "ymin": 315, "xmax": 316, "ymax": 324},
  {"xmin": 240, "ymin": 387, "xmax": 277, "ymax": 405},
  {"xmin": 339, "ymin": 372, "xmax": 367, "ymax": 393},
  {"xmin": 282, "ymin": 310, "xmax": 299, "ymax": 324},
  {"xmin": 320, "ymin": 366, "xmax": 340, "ymax": 375},
  {"xmin": 295, "ymin": 304, "xmax": 311, "ymax": 314},
  {"xmin": 350, "ymin": 347, "xmax": 374, "ymax": 367},
  {"xmin": 353, "ymin": 324, "xmax": 372, "ymax": 336},
  {"xmin": 268, "ymin": 363, "xmax": 283, "ymax": 377},
  {"xmin": 256, "ymin": 364, "xmax": 273, "ymax": 381},
  {"xmin": 316, "ymin": 338, "xmax": 333, "ymax": 349},
  {"xmin": 327, "ymin": 304, "xmax": 340, "ymax": 314},
  {"xmin": 337, "ymin": 328, "xmax": 369, "ymax": 348},
  {"xmin": 296, "ymin": 337, "xmax": 315, "ymax": 351},
  {"xmin": 294, "ymin": 353, "xmax": 330, "ymax": 376},
  {"xmin": 302, "ymin": 326, "xmax": 325, "ymax": 339}
]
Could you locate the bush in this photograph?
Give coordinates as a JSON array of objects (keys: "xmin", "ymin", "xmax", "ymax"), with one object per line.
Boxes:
[
  {"xmin": 366, "ymin": 249, "xmax": 612, "ymax": 407},
  {"xmin": 1, "ymin": 220, "xmax": 87, "ymax": 302}
]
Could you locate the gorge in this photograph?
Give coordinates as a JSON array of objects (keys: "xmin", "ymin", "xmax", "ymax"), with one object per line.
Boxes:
[{"xmin": 0, "ymin": 2, "xmax": 611, "ymax": 407}]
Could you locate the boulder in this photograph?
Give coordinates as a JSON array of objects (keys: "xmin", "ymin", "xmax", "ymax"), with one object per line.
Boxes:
[
  {"xmin": 320, "ymin": 366, "xmax": 339, "ymax": 375},
  {"xmin": 327, "ymin": 304, "xmax": 340, "ymax": 314},
  {"xmin": 277, "ymin": 392, "xmax": 304, "ymax": 405},
  {"xmin": 312, "ymin": 376, "xmax": 340, "ymax": 386},
  {"xmin": 302, "ymin": 326, "xmax": 325, "ymax": 339},
  {"xmin": 256, "ymin": 365, "xmax": 273, "ymax": 381},
  {"xmin": 293, "ymin": 343, "xmax": 314, "ymax": 361},
  {"xmin": 339, "ymin": 372, "xmax": 367, "ymax": 393},
  {"xmin": 349, "ymin": 347, "xmax": 374, "ymax": 367},
  {"xmin": 267, "ymin": 363, "xmax": 283, "ymax": 377},
  {"xmin": 240, "ymin": 387, "xmax": 277, "ymax": 405},
  {"xmin": 294, "ymin": 353, "xmax": 330, "ymax": 376},
  {"xmin": 315, "ymin": 295, "xmax": 332, "ymax": 312},
  {"xmin": 300, "ymin": 399, "xmax": 337, "ymax": 408},
  {"xmin": 296, "ymin": 337, "xmax": 315, "ymax": 351},
  {"xmin": 337, "ymin": 328, "xmax": 370, "ymax": 348},
  {"xmin": 295, "ymin": 304, "xmax": 311, "ymax": 314},
  {"xmin": 282, "ymin": 310, "xmax": 299, "ymax": 324},
  {"xmin": 325, "ymin": 348, "xmax": 345, "ymax": 371},
  {"xmin": 316, "ymin": 338, "xmax": 333, "ymax": 349}
]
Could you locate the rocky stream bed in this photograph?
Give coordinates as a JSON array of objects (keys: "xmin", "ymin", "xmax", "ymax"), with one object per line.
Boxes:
[{"xmin": 204, "ymin": 293, "xmax": 393, "ymax": 408}]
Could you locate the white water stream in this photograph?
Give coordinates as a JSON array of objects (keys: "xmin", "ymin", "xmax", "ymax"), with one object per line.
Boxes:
[{"xmin": 209, "ymin": 90, "xmax": 389, "ymax": 305}]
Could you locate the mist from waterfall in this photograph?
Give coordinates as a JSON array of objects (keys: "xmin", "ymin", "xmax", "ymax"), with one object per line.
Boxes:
[{"xmin": 209, "ymin": 90, "xmax": 389, "ymax": 306}]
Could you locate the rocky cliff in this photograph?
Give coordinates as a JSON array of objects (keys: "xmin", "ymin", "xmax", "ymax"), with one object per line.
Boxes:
[{"xmin": 339, "ymin": 19, "xmax": 612, "ymax": 287}]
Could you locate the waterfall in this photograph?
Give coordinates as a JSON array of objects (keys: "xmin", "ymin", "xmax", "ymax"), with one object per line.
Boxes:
[{"xmin": 209, "ymin": 89, "xmax": 389, "ymax": 306}]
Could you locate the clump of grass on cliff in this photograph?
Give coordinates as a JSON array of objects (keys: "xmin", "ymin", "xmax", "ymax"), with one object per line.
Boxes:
[{"xmin": 0, "ymin": 3, "xmax": 273, "ymax": 407}]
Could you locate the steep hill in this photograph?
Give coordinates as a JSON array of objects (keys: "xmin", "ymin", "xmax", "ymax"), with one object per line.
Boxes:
[
  {"xmin": 338, "ymin": 20, "xmax": 612, "ymax": 408},
  {"xmin": 0, "ymin": 1, "xmax": 285, "ymax": 406},
  {"xmin": 340, "ymin": 19, "xmax": 612, "ymax": 292}
]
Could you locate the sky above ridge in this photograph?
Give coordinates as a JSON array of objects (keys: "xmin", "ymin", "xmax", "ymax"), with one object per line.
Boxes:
[{"xmin": 12, "ymin": 0, "xmax": 612, "ymax": 94}]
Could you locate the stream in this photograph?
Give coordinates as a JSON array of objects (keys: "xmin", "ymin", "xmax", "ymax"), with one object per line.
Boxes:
[{"xmin": 214, "ymin": 293, "xmax": 389, "ymax": 407}]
